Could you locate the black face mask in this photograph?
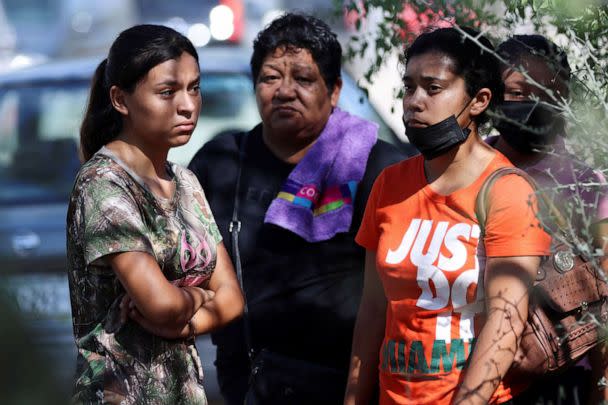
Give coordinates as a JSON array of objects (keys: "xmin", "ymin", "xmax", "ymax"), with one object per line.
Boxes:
[
  {"xmin": 404, "ymin": 115, "xmax": 471, "ymax": 160},
  {"xmin": 494, "ymin": 101, "xmax": 564, "ymax": 154}
]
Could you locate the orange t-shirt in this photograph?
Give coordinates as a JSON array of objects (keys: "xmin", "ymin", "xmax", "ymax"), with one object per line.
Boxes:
[{"xmin": 355, "ymin": 152, "xmax": 551, "ymax": 405}]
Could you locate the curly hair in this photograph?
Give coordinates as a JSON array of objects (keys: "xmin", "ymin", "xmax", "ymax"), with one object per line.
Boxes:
[{"xmin": 250, "ymin": 13, "xmax": 342, "ymax": 91}]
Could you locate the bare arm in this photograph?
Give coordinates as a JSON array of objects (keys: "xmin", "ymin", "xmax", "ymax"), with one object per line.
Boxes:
[
  {"xmin": 344, "ymin": 250, "xmax": 387, "ymax": 405},
  {"xmin": 452, "ymin": 255, "xmax": 539, "ymax": 405},
  {"xmin": 124, "ymin": 242, "xmax": 244, "ymax": 338},
  {"xmin": 589, "ymin": 219, "xmax": 608, "ymax": 404},
  {"xmin": 109, "ymin": 251, "xmax": 209, "ymax": 327},
  {"xmin": 592, "ymin": 219, "xmax": 608, "ymax": 255},
  {"xmin": 186, "ymin": 241, "xmax": 244, "ymax": 334},
  {"xmin": 588, "ymin": 344, "xmax": 608, "ymax": 405}
]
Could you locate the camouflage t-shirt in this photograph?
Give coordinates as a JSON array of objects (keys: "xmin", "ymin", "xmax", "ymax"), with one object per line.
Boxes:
[{"xmin": 66, "ymin": 147, "xmax": 222, "ymax": 405}]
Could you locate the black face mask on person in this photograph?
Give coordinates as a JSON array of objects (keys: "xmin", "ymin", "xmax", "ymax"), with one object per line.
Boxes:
[
  {"xmin": 403, "ymin": 108, "xmax": 472, "ymax": 161},
  {"xmin": 494, "ymin": 101, "xmax": 565, "ymax": 154}
]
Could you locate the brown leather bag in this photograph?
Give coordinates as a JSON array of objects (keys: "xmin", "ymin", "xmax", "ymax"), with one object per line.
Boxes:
[{"xmin": 475, "ymin": 167, "xmax": 608, "ymax": 377}]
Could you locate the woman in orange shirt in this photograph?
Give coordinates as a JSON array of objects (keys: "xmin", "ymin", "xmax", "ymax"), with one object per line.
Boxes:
[{"xmin": 344, "ymin": 27, "xmax": 551, "ymax": 405}]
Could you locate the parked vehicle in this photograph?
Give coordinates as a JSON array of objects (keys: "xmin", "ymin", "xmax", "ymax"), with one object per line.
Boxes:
[
  {"xmin": 135, "ymin": 0, "xmax": 246, "ymax": 47},
  {"xmin": 0, "ymin": 46, "xmax": 412, "ymax": 403},
  {"xmin": 1, "ymin": 0, "xmax": 137, "ymax": 58}
]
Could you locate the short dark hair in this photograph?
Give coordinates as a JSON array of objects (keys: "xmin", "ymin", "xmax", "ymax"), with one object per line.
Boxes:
[
  {"xmin": 404, "ymin": 27, "xmax": 503, "ymax": 125},
  {"xmin": 497, "ymin": 34, "xmax": 570, "ymax": 98},
  {"xmin": 80, "ymin": 24, "xmax": 199, "ymax": 162},
  {"xmin": 250, "ymin": 13, "xmax": 342, "ymax": 91}
]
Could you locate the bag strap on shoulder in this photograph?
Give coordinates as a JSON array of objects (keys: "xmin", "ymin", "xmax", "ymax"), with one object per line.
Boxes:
[{"xmin": 475, "ymin": 166, "xmax": 566, "ymax": 236}]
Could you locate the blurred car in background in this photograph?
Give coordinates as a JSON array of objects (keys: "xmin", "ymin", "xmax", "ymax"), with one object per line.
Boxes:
[
  {"xmin": 1, "ymin": 0, "xmax": 137, "ymax": 59},
  {"xmin": 135, "ymin": 0, "xmax": 245, "ymax": 47},
  {"xmin": 0, "ymin": 0, "xmax": 246, "ymax": 62},
  {"xmin": 0, "ymin": 46, "xmax": 411, "ymax": 403}
]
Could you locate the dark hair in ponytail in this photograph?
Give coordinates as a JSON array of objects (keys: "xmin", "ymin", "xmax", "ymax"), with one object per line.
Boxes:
[
  {"xmin": 80, "ymin": 24, "xmax": 199, "ymax": 162},
  {"xmin": 80, "ymin": 59, "xmax": 119, "ymax": 162}
]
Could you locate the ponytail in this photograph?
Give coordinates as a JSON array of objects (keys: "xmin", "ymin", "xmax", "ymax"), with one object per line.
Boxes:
[
  {"xmin": 79, "ymin": 59, "xmax": 122, "ymax": 162},
  {"xmin": 79, "ymin": 25, "xmax": 199, "ymax": 162}
]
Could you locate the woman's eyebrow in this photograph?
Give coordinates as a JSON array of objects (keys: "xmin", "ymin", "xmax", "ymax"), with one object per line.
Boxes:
[
  {"xmin": 154, "ymin": 74, "xmax": 201, "ymax": 87},
  {"xmin": 155, "ymin": 80, "xmax": 178, "ymax": 87},
  {"xmin": 403, "ymin": 73, "xmax": 446, "ymax": 82}
]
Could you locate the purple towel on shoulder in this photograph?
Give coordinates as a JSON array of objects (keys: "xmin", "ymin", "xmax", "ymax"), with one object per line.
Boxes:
[{"xmin": 264, "ymin": 107, "xmax": 378, "ymax": 242}]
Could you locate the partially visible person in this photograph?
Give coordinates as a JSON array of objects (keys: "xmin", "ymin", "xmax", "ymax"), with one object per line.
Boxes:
[
  {"xmin": 67, "ymin": 24, "xmax": 243, "ymax": 404},
  {"xmin": 188, "ymin": 13, "xmax": 406, "ymax": 405},
  {"xmin": 490, "ymin": 34, "xmax": 608, "ymax": 239},
  {"xmin": 344, "ymin": 27, "xmax": 551, "ymax": 405},
  {"xmin": 489, "ymin": 34, "xmax": 608, "ymax": 405}
]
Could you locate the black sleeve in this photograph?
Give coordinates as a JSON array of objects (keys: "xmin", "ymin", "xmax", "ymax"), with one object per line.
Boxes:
[
  {"xmin": 365, "ymin": 140, "xmax": 408, "ymax": 183},
  {"xmin": 187, "ymin": 131, "xmax": 243, "ymax": 197},
  {"xmin": 353, "ymin": 140, "xmax": 407, "ymax": 227},
  {"xmin": 187, "ymin": 144, "xmax": 210, "ymax": 189}
]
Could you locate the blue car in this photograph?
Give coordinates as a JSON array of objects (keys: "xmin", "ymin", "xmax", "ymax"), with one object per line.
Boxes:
[{"xmin": 0, "ymin": 46, "xmax": 412, "ymax": 403}]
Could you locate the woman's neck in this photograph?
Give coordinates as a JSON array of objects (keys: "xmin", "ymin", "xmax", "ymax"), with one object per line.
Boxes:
[
  {"xmin": 105, "ymin": 136, "xmax": 175, "ymax": 199},
  {"xmin": 262, "ymin": 127, "xmax": 321, "ymax": 165},
  {"xmin": 424, "ymin": 131, "xmax": 496, "ymax": 195},
  {"xmin": 107, "ymin": 139, "xmax": 168, "ymax": 177}
]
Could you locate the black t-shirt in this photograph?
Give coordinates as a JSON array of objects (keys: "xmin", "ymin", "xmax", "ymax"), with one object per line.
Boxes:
[{"xmin": 189, "ymin": 124, "xmax": 405, "ymax": 376}]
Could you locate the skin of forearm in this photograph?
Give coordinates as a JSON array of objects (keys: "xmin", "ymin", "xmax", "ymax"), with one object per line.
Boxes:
[
  {"xmin": 454, "ymin": 260, "xmax": 534, "ymax": 404},
  {"xmin": 345, "ymin": 250, "xmax": 386, "ymax": 405},
  {"xmin": 190, "ymin": 283, "xmax": 244, "ymax": 335},
  {"xmin": 588, "ymin": 241, "xmax": 608, "ymax": 404},
  {"xmin": 143, "ymin": 286, "xmax": 202, "ymax": 326},
  {"xmin": 125, "ymin": 286, "xmax": 208, "ymax": 331},
  {"xmin": 591, "ymin": 219, "xmax": 608, "ymax": 252},
  {"xmin": 344, "ymin": 309, "xmax": 385, "ymax": 405},
  {"xmin": 132, "ymin": 283, "xmax": 243, "ymax": 339},
  {"xmin": 452, "ymin": 304, "xmax": 525, "ymax": 404},
  {"xmin": 111, "ymin": 252, "xmax": 208, "ymax": 326},
  {"xmin": 588, "ymin": 344, "xmax": 608, "ymax": 404},
  {"xmin": 589, "ymin": 220, "xmax": 608, "ymax": 403}
]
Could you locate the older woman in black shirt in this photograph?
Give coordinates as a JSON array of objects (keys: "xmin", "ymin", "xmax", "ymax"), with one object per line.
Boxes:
[{"xmin": 189, "ymin": 12, "xmax": 405, "ymax": 405}]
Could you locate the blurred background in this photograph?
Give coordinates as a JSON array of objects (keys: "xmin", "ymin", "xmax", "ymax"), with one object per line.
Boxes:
[
  {"xmin": 3, "ymin": 1, "xmax": 604, "ymax": 403},
  {"xmin": 0, "ymin": 1, "xmax": 408, "ymax": 404}
]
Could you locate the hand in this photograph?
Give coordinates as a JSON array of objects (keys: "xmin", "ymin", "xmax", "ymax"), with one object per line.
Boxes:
[
  {"xmin": 103, "ymin": 390, "xmax": 126, "ymax": 405},
  {"xmin": 119, "ymin": 293, "xmax": 132, "ymax": 325}
]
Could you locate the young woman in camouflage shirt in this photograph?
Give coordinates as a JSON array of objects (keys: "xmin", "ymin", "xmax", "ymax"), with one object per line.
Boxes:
[{"xmin": 67, "ymin": 24, "xmax": 244, "ymax": 405}]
